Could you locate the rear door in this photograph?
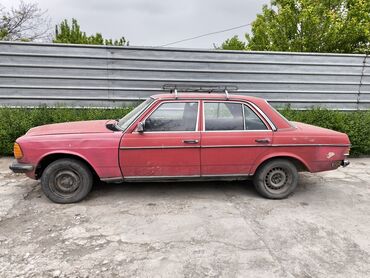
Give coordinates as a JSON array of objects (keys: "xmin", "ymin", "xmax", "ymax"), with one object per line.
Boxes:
[
  {"xmin": 120, "ymin": 100, "xmax": 201, "ymax": 178},
  {"xmin": 201, "ymin": 101, "xmax": 273, "ymax": 176}
]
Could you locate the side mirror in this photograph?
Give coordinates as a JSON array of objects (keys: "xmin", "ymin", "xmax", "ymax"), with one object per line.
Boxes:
[{"xmin": 136, "ymin": 122, "xmax": 145, "ymax": 133}]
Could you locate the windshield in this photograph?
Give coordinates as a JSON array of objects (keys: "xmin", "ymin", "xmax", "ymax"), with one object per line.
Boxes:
[{"xmin": 117, "ymin": 98, "xmax": 154, "ymax": 130}]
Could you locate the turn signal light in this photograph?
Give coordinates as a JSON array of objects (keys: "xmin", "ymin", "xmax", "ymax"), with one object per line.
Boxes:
[{"xmin": 13, "ymin": 143, "xmax": 23, "ymax": 159}]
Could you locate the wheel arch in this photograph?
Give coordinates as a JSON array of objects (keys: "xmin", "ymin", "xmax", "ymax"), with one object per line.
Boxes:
[
  {"xmin": 251, "ymin": 153, "xmax": 311, "ymax": 175},
  {"xmin": 35, "ymin": 152, "xmax": 99, "ymax": 180}
]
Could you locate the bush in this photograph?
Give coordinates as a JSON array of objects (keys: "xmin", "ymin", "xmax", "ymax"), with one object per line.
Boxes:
[{"xmin": 0, "ymin": 106, "xmax": 369, "ymax": 157}]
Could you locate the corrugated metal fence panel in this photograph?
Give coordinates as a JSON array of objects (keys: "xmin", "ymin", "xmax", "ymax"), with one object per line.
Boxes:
[
  {"xmin": 359, "ymin": 55, "xmax": 370, "ymax": 110},
  {"xmin": 0, "ymin": 41, "xmax": 368, "ymax": 109}
]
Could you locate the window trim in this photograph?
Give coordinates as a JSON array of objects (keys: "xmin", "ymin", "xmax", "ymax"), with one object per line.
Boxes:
[
  {"xmin": 138, "ymin": 100, "xmax": 201, "ymax": 133},
  {"xmin": 202, "ymin": 100, "xmax": 273, "ymax": 132}
]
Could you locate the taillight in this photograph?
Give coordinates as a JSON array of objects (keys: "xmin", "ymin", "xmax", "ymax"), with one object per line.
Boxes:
[
  {"xmin": 344, "ymin": 146, "xmax": 350, "ymax": 156},
  {"xmin": 13, "ymin": 143, "xmax": 23, "ymax": 159}
]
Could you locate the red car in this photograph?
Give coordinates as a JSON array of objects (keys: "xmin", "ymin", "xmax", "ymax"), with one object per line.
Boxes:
[{"xmin": 10, "ymin": 87, "xmax": 350, "ymax": 203}]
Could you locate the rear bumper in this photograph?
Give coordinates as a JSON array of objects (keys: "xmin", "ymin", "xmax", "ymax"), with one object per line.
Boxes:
[
  {"xmin": 341, "ymin": 159, "xmax": 350, "ymax": 167},
  {"xmin": 9, "ymin": 161, "xmax": 34, "ymax": 173}
]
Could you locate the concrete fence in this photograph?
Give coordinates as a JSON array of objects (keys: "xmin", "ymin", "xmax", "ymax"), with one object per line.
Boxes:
[{"xmin": 0, "ymin": 41, "xmax": 368, "ymax": 110}]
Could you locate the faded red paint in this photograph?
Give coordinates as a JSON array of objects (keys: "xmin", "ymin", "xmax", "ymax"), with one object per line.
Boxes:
[{"xmin": 14, "ymin": 93, "xmax": 350, "ymax": 181}]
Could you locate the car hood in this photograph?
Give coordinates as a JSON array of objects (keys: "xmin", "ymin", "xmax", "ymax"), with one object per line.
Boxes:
[{"xmin": 26, "ymin": 120, "xmax": 114, "ymax": 136}]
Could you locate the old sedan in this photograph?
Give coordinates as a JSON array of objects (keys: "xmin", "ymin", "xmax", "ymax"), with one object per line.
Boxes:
[{"xmin": 10, "ymin": 89, "xmax": 350, "ymax": 203}]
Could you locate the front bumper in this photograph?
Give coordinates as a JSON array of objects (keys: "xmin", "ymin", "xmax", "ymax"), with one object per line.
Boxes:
[{"xmin": 9, "ymin": 161, "xmax": 34, "ymax": 173}]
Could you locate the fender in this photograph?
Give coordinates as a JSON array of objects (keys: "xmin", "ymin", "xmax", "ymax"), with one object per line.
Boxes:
[
  {"xmin": 250, "ymin": 151, "xmax": 312, "ymax": 175},
  {"xmin": 35, "ymin": 150, "xmax": 99, "ymax": 177}
]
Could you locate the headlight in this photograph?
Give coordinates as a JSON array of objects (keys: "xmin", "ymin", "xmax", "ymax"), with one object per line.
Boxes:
[{"xmin": 13, "ymin": 143, "xmax": 23, "ymax": 159}]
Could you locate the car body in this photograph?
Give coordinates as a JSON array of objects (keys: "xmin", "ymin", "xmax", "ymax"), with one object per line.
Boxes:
[{"xmin": 10, "ymin": 92, "xmax": 350, "ymax": 203}]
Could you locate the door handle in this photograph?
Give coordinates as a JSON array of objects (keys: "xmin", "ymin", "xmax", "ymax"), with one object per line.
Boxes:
[
  {"xmin": 255, "ymin": 138, "xmax": 270, "ymax": 143},
  {"xmin": 183, "ymin": 139, "xmax": 199, "ymax": 144}
]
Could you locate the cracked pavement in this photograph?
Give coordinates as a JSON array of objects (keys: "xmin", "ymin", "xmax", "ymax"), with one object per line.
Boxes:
[{"xmin": 0, "ymin": 157, "xmax": 369, "ymax": 278}]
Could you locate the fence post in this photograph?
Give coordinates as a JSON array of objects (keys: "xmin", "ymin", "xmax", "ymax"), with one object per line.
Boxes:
[{"xmin": 357, "ymin": 54, "xmax": 368, "ymax": 110}]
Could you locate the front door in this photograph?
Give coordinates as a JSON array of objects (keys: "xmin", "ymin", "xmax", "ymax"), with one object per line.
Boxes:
[
  {"xmin": 201, "ymin": 101, "xmax": 273, "ymax": 176},
  {"xmin": 120, "ymin": 101, "xmax": 201, "ymax": 178}
]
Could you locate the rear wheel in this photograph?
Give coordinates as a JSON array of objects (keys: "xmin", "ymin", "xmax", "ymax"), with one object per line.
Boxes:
[
  {"xmin": 253, "ymin": 159, "xmax": 298, "ymax": 199},
  {"xmin": 41, "ymin": 158, "xmax": 93, "ymax": 203}
]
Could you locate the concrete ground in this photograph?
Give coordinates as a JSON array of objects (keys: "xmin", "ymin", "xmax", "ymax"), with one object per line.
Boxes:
[{"xmin": 0, "ymin": 157, "xmax": 369, "ymax": 278}]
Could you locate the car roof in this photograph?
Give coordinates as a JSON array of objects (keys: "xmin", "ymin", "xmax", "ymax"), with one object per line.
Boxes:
[{"xmin": 151, "ymin": 93, "xmax": 266, "ymax": 104}]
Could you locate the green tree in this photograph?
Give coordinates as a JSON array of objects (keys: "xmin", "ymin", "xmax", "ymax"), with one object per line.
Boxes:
[
  {"xmin": 221, "ymin": 36, "xmax": 246, "ymax": 50},
  {"xmin": 53, "ymin": 18, "xmax": 128, "ymax": 46},
  {"xmin": 222, "ymin": 0, "xmax": 370, "ymax": 53}
]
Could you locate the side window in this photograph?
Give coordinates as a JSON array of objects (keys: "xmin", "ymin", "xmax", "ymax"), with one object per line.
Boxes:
[
  {"xmin": 144, "ymin": 102, "xmax": 198, "ymax": 132},
  {"xmin": 204, "ymin": 102, "xmax": 244, "ymax": 131},
  {"xmin": 243, "ymin": 105, "xmax": 268, "ymax": 130}
]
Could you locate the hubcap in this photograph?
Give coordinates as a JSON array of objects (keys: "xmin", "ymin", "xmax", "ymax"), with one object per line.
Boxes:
[
  {"xmin": 268, "ymin": 169, "xmax": 286, "ymax": 188},
  {"xmin": 264, "ymin": 167, "xmax": 290, "ymax": 193},
  {"xmin": 53, "ymin": 170, "xmax": 80, "ymax": 195}
]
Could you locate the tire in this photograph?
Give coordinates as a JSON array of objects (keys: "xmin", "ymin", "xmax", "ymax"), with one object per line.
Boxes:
[
  {"xmin": 253, "ymin": 159, "xmax": 298, "ymax": 199},
  {"xmin": 40, "ymin": 158, "xmax": 93, "ymax": 204}
]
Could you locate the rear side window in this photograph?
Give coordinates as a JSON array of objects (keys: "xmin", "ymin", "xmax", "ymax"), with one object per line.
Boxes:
[
  {"xmin": 204, "ymin": 102, "xmax": 268, "ymax": 131},
  {"xmin": 144, "ymin": 102, "xmax": 198, "ymax": 132},
  {"xmin": 243, "ymin": 105, "xmax": 267, "ymax": 130},
  {"xmin": 204, "ymin": 102, "xmax": 244, "ymax": 131}
]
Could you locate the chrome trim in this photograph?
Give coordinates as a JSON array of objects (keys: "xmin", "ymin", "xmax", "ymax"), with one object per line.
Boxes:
[
  {"xmin": 201, "ymin": 129, "xmax": 272, "ymax": 133},
  {"xmin": 132, "ymin": 131, "xmax": 201, "ymax": 134},
  {"xmin": 120, "ymin": 145, "xmax": 200, "ymax": 150},
  {"xmin": 203, "ymin": 144, "xmax": 261, "ymax": 148},
  {"xmin": 139, "ymin": 100, "xmax": 201, "ymax": 133},
  {"xmin": 201, "ymin": 174, "xmax": 250, "ymax": 177},
  {"xmin": 242, "ymin": 103, "xmax": 246, "ymax": 130},
  {"xmin": 124, "ymin": 175, "xmax": 200, "ymax": 180},
  {"xmin": 120, "ymin": 143, "xmax": 350, "ymax": 150},
  {"xmin": 203, "ymin": 143, "xmax": 350, "ymax": 148},
  {"xmin": 100, "ymin": 177, "xmax": 124, "ymax": 183},
  {"xmin": 123, "ymin": 174, "xmax": 251, "ymax": 181},
  {"xmin": 271, "ymin": 143, "xmax": 351, "ymax": 147}
]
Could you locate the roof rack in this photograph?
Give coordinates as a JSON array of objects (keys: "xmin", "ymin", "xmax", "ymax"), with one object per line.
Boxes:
[{"xmin": 162, "ymin": 84, "xmax": 238, "ymax": 100}]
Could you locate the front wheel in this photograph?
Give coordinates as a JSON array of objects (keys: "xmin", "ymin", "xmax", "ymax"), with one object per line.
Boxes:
[
  {"xmin": 41, "ymin": 158, "xmax": 93, "ymax": 203},
  {"xmin": 253, "ymin": 159, "xmax": 298, "ymax": 199}
]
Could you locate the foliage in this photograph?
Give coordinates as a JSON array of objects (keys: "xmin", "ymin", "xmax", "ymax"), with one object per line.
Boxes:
[
  {"xmin": 53, "ymin": 18, "xmax": 128, "ymax": 46},
  {"xmin": 1, "ymin": 106, "xmax": 369, "ymax": 157},
  {"xmin": 222, "ymin": 0, "xmax": 370, "ymax": 53},
  {"xmin": 0, "ymin": 0, "xmax": 51, "ymax": 41},
  {"xmin": 221, "ymin": 36, "xmax": 246, "ymax": 50}
]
